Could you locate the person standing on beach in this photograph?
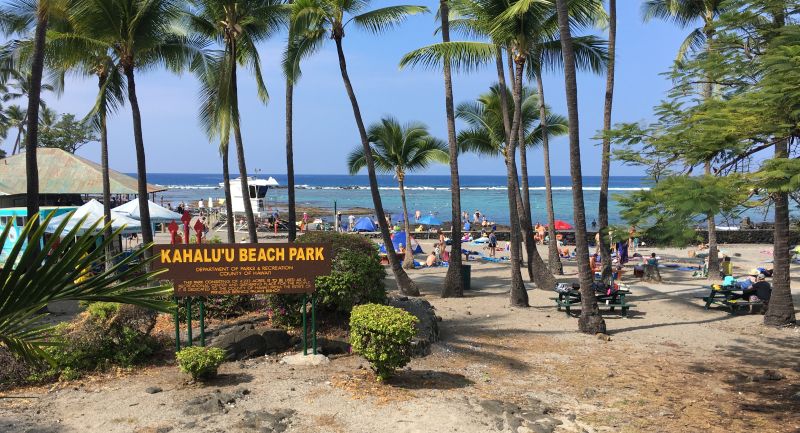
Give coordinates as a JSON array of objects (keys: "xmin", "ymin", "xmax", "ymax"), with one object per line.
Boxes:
[
  {"xmin": 488, "ymin": 230, "xmax": 497, "ymax": 257},
  {"xmin": 198, "ymin": 198, "xmax": 205, "ymax": 215},
  {"xmin": 473, "ymin": 210, "xmax": 481, "ymax": 224},
  {"xmin": 348, "ymin": 214, "xmax": 355, "ymax": 232}
]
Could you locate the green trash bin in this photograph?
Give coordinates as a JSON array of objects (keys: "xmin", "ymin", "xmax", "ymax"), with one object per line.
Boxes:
[{"xmin": 461, "ymin": 264, "xmax": 472, "ymax": 291}]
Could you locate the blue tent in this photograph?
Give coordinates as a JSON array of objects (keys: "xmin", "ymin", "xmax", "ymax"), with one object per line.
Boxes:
[
  {"xmin": 353, "ymin": 217, "xmax": 376, "ymax": 232},
  {"xmin": 379, "ymin": 231, "xmax": 424, "ymax": 254},
  {"xmin": 417, "ymin": 215, "xmax": 443, "ymax": 226}
]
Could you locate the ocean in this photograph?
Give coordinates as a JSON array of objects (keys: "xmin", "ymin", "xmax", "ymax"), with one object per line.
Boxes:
[{"xmin": 142, "ymin": 174, "xmax": 770, "ymax": 226}]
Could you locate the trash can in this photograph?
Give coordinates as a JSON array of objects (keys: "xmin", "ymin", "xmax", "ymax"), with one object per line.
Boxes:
[{"xmin": 461, "ymin": 264, "xmax": 472, "ymax": 291}]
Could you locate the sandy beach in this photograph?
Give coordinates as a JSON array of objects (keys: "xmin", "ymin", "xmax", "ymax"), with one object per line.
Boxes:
[{"xmin": 2, "ymin": 236, "xmax": 798, "ymax": 433}]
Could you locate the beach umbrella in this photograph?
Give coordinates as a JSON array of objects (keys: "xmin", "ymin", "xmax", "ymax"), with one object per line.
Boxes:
[
  {"xmin": 47, "ymin": 199, "xmax": 141, "ymax": 235},
  {"xmin": 113, "ymin": 199, "xmax": 182, "ymax": 223},
  {"xmin": 417, "ymin": 215, "xmax": 442, "ymax": 226},
  {"xmin": 553, "ymin": 220, "xmax": 573, "ymax": 230}
]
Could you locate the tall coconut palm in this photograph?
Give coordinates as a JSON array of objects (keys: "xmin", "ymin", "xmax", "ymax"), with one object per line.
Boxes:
[
  {"xmin": 0, "ymin": 69, "xmax": 54, "ymax": 155},
  {"xmin": 597, "ymin": 0, "xmax": 615, "ymax": 283},
  {"xmin": 284, "ymin": 0, "xmax": 297, "ymax": 243},
  {"xmin": 69, "ymin": 0, "xmax": 207, "ymax": 253},
  {"xmin": 288, "ymin": 0, "xmax": 428, "ymax": 296},
  {"xmin": 188, "ymin": 0, "xmax": 286, "ymax": 244},
  {"xmin": 642, "ymin": 0, "xmax": 725, "ymax": 279},
  {"xmin": 523, "ymin": 2, "xmax": 607, "ymax": 276},
  {"xmin": 196, "ymin": 52, "xmax": 237, "ymax": 243},
  {"xmin": 347, "ymin": 117, "xmax": 449, "ymax": 269},
  {"xmin": 438, "ymin": 0, "xmax": 464, "ymax": 298},
  {"xmin": 554, "ymin": 0, "xmax": 605, "ymax": 333},
  {"xmin": 5, "ymin": 104, "xmax": 25, "ymax": 155}
]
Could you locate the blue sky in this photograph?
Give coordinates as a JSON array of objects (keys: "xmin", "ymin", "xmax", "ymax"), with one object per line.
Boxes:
[{"xmin": 35, "ymin": 2, "xmax": 689, "ymax": 177}]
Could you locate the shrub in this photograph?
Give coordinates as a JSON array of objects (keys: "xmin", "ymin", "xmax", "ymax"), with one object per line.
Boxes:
[
  {"xmin": 27, "ymin": 305, "xmax": 161, "ymax": 382},
  {"xmin": 267, "ymin": 244, "xmax": 386, "ymax": 327},
  {"xmin": 176, "ymin": 346, "xmax": 226, "ymax": 381},
  {"xmin": 349, "ymin": 304, "xmax": 418, "ymax": 381},
  {"xmin": 296, "ymin": 231, "xmax": 377, "ymax": 257}
]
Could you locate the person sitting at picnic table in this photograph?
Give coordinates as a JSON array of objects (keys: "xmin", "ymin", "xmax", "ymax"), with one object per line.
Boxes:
[
  {"xmin": 647, "ymin": 252, "xmax": 658, "ymax": 266},
  {"xmin": 426, "ymin": 250, "xmax": 437, "ymax": 267},
  {"xmin": 732, "ymin": 274, "xmax": 771, "ymax": 304},
  {"xmin": 398, "ymin": 243, "xmax": 405, "ymax": 254}
]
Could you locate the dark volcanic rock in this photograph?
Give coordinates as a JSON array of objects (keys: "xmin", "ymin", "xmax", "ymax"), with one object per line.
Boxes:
[
  {"xmin": 388, "ymin": 295, "xmax": 440, "ymax": 357},
  {"xmin": 209, "ymin": 325, "xmax": 291, "ymax": 360}
]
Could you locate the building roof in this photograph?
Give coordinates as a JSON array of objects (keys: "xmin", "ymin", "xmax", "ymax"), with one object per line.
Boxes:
[{"xmin": 0, "ymin": 148, "xmax": 166, "ymax": 195}]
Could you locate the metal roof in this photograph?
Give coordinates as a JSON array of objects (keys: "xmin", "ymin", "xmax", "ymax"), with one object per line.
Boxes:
[{"xmin": 0, "ymin": 148, "xmax": 166, "ymax": 195}]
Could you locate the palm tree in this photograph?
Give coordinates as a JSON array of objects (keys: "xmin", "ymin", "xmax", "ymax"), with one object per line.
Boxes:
[
  {"xmin": 69, "ymin": 0, "xmax": 206, "ymax": 253},
  {"xmin": 523, "ymin": 2, "xmax": 607, "ymax": 276},
  {"xmin": 347, "ymin": 117, "xmax": 449, "ymax": 269},
  {"xmin": 597, "ymin": 0, "xmax": 615, "ymax": 282},
  {"xmin": 188, "ymin": 0, "xmax": 287, "ymax": 244},
  {"xmin": 5, "ymin": 104, "xmax": 25, "ymax": 155},
  {"xmin": 284, "ymin": 0, "xmax": 297, "ymax": 243},
  {"xmin": 554, "ymin": 0, "xmax": 605, "ymax": 333},
  {"xmin": 642, "ymin": 0, "xmax": 725, "ymax": 279},
  {"xmin": 438, "ymin": 0, "xmax": 464, "ymax": 298},
  {"xmin": 196, "ymin": 53, "xmax": 237, "ymax": 243},
  {"xmin": 289, "ymin": 0, "xmax": 428, "ymax": 296},
  {"xmin": 457, "ymin": 83, "xmax": 569, "ymax": 290}
]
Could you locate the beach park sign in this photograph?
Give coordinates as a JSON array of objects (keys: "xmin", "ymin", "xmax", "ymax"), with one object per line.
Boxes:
[{"xmin": 152, "ymin": 243, "xmax": 331, "ymax": 297}]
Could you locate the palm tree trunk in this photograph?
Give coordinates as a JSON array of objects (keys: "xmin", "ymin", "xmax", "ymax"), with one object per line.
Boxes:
[
  {"xmin": 440, "ymin": 0, "xmax": 463, "ymax": 298},
  {"xmin": 506, "ymin": 56, "xmax": 529, "ymax": 307},
  {"xmin": 598, "ymin": 0, "xmax": 616, "ymax": 283},
  {"xmin": 285, "ymin": 78, "xmax": 297, "ymax": 242},
  {"xmin": 122, "ymin": 65, "xmax": 154, "ymax": 256},
  {"xmin": 704, "ymin": 162, "xmax": 719, "ymax": 278},
  {"xmin": 99, "ymin": 74, "xmax": 113, "ymax": 271},
  {"xmin": 221, "ymin": 143, "xmax": 235, "ymax": 243},
  {"xmin": 495, "ymin": 50, "xmax": 512, "ymax": 141},
  {"xmin": 535, "ymin": 73, "xmax": 563, "ymax": 275},
  {"xmin": 518, "ymin": 113, "xmax": 535, "ymax": 281},
  {"xmin": 764, "ymin": 138, "xmax": 796, "ymax": 326},
  {"xmin": 555, "ymin": 0, "xmax": 605, "ymax": 334},
  {"xmin": 398, "ymin": 173, "xmax": 414, "ymax": 270},
  {"xmin": 334, "ymin": 35, "xmax": 418, "ymax": 296},
  {"xmin": 229, "ymin": 45, "xmax": 258, "ymax": 243},
  {"xmin": 24, "ymin": 10, "xmax": 48, "ymax": 238},
  {"xmin": 12, "ymin": 124, "xmax": 23, "ymax": 155}
]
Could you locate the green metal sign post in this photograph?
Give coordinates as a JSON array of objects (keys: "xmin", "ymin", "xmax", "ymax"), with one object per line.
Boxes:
[{"xmin": 301, "ymin": 292, "xmax": 318, "ymax": 356}]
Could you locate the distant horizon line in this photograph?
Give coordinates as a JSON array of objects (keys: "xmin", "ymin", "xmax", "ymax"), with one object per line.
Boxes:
[{"xmin": 134, "ymin": 172, "xmax": 647, "ymax": 178}]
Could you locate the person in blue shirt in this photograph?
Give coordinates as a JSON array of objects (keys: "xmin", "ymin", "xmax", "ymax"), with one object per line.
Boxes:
[{"xmin": 488, "ymin": 231, "xmax": 497, "ymax": 257}]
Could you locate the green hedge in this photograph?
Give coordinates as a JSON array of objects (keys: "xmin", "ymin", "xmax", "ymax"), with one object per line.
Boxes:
[{"xmin": 350, "ymin": 304, "xmax": 417, "ymax": 381}]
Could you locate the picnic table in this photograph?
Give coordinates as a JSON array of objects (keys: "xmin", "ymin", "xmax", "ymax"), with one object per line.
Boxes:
[
  {"xmin": 701, "ymin": 285, "xmax": 763, "ymax": 314},
  {"xmin": 551, "ymin": 287, "xmax": 635, "ymax": 317}
]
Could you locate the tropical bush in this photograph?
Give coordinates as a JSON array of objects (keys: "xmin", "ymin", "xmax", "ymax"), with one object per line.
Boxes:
[
  {"xmin": 267, "ymin": 232, "xmax": 386, "ymax": 327},
  {"xmin": 176, "ymin": 346, "xmax": 226, "ymax": 381},
  {"xmin": 349, "ymin": 304, "xmax": 417, "ymax": 381},
  {"xmin": 28, "ymin": 304, "xmax": 162, "ymax": 382},
  {"xmin": 0, "ymin": 212, "xmax": 173, "ymax": 363}
]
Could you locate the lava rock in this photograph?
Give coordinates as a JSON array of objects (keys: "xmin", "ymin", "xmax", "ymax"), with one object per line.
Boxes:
[
  {"xmin": 144, "ymin": 386, "xmax": 163, "ymax": 394},
  {"xmin": 388, "ymin": 295, "xmax": 440, "ymax": 357},
  {"xmin": 209, "ymin": 326, "xmax": 291, "ymax": 360}
]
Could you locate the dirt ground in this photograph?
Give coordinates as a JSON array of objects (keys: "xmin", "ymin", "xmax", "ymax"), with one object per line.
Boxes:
[{"xmin": 1, "ymin": 242, "xmax": 799, "ymax": 433}]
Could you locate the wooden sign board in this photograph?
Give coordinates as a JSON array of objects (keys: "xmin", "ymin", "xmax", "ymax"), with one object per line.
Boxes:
[{"xmin": 152, "ymin": 243, "xmax": 331, "ymax": 297}]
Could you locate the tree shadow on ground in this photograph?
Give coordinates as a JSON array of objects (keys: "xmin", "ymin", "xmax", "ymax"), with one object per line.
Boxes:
[
  {"xmin": 0, "ymin": 418, "xmax": 65, "ymax": 433},
  {"xmin": 386, "ymin": 370, "xmax": 473, "ymax": 390},
  {"xmin": 688, "ymin": 333, "xmax": 800, "ymax": 420},
  {"xmin": 206, "ymin": 372, "xmax": 254, "ymax": 386}
]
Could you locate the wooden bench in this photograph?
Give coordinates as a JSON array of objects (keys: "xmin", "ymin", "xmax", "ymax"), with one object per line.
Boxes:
[{"xmin": 702, "ymin": 294, "xmax": 764, "ymax": 314}]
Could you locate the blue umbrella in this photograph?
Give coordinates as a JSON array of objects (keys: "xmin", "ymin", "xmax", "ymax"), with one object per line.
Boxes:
[{"xmin": 417, "ymin": 215, "xmax": 442, "ymax": 226}]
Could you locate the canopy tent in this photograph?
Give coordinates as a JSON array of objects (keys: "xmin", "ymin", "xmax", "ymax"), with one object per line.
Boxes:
[
  {"xmin": 552, "ymin": 220, "xmax": 573, "ymax": 230},
  {"xmin": 417, "ymin": 215, "xmax": 443, "ymax": 226},
  {"xmin": 353, "ymin": 217, "xmax": 376, "ymax": 232},
  {"xmin": 46, "ymin": 199, "xmax": 141, "ymax": 235},
  {"xmin": 113, "ymin": 199, "xmax": 182, "ymax": 222},
  {"xmin": 379, "ymin": 231, "xmax": 423, "ymax": 254},
  {"xmin": 264, "ymin": 176, "xmax": 280, "ymax": 186}
]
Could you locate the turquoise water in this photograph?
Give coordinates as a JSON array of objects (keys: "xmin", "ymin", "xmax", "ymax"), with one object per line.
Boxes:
[{"xmin": 145, "ymin": 174, "xmax": 774, "ymax": 226}]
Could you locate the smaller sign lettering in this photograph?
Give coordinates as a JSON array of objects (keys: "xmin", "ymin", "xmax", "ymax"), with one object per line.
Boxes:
[{"xmin": 152, "ymin": 243, "xmax": 331, "ymax": 296}]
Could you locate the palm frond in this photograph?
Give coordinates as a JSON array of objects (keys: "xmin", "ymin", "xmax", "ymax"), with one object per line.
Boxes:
[{"xmin": 350, "ymin": 5, "xmax": 429, "ymax": 34}]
